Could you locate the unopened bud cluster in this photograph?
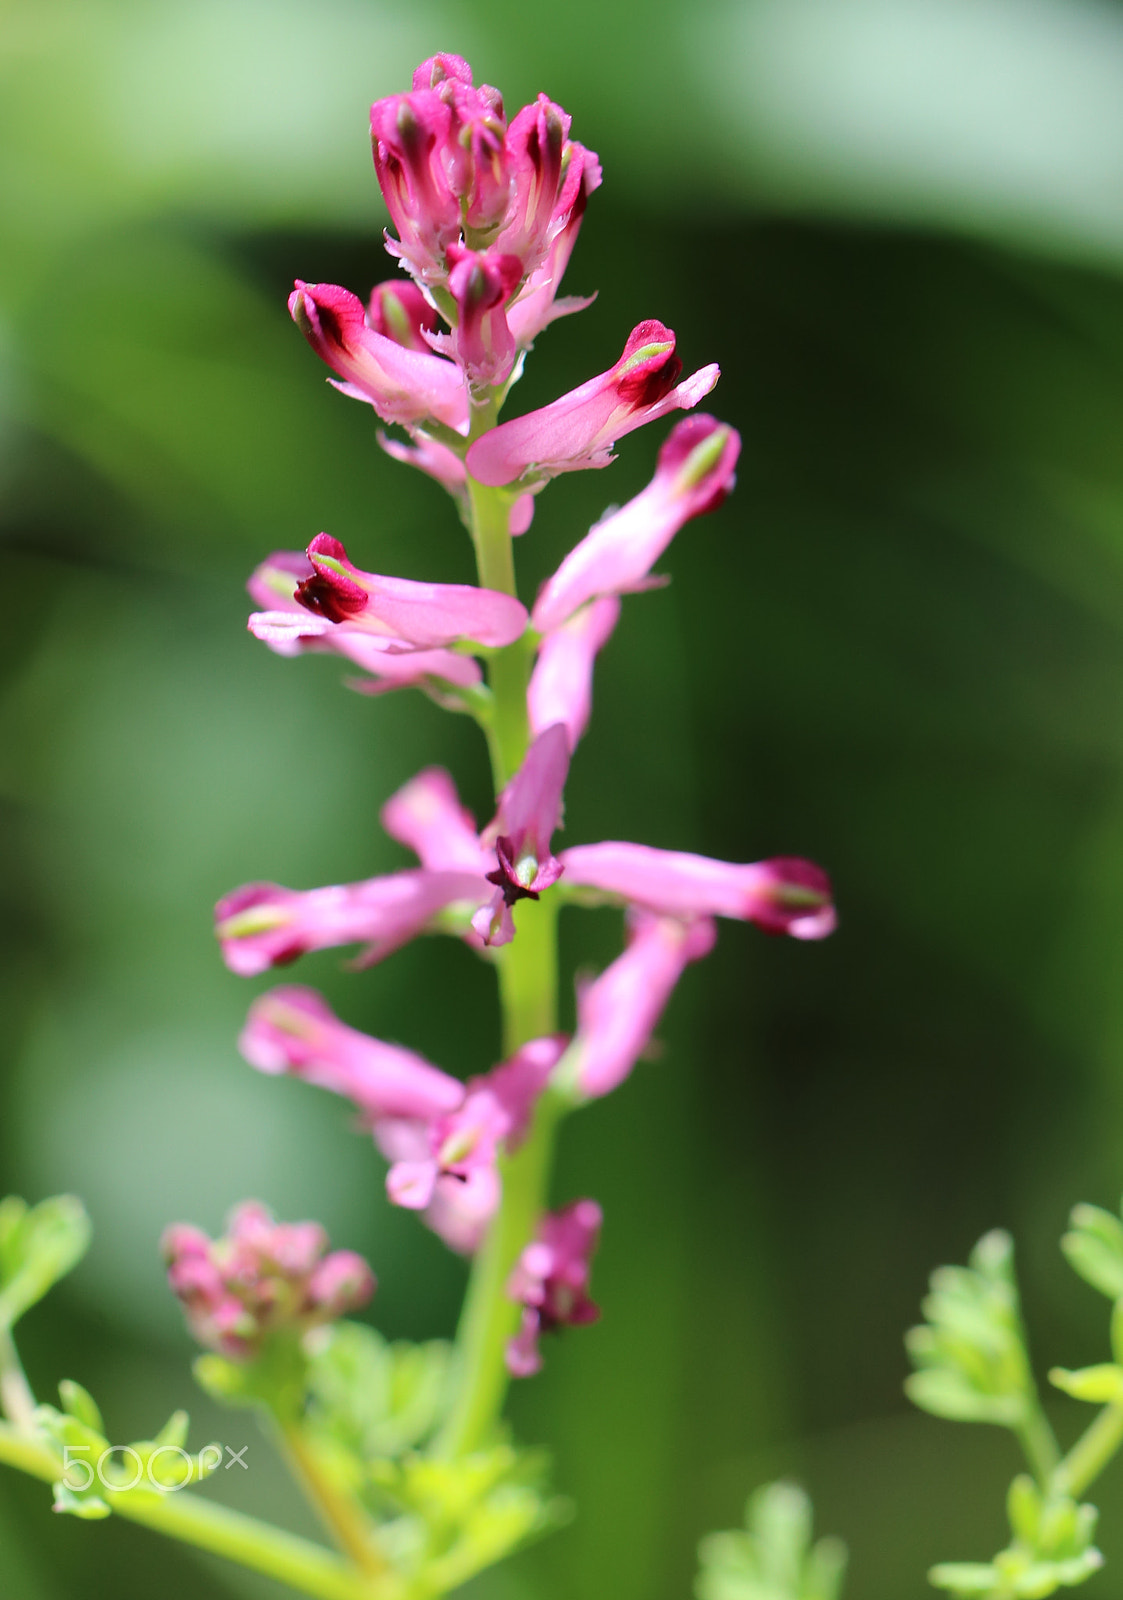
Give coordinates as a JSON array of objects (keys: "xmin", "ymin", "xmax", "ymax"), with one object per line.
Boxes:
[{"xmin": 162, "ymin": 1203, "xmax": 374, "ymax": 1360}]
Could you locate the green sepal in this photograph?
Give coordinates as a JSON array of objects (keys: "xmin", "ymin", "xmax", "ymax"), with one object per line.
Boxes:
[
  {"xmin": 0, "ymin": 1195, "xmax": 91, "ymax": 1330},
  {"xmin": 1049, "ymin": 1364, "xmax": 1123, "ymax": 1403}
]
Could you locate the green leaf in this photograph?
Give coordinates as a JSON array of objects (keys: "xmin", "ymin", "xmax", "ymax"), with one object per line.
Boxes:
[
  {"xmin": 57, "ymin": 1379, "xmax": 105, "ymax": 1434},
  {"xmin": 51, "ymin": 1481, "xmax": 111, "ymax": 1521},
  {"xmin": 1061, "ymin": 1205, "xmax": 1123, "ymax": 1300},
  {"xmin": 695, "ymin": 1481, "xmax": 847, "ymax": 1600},
  {"xmin": 905, "ymin": 1230, "xmax": 1040, "ymax": 1433},
  {"xmin": 0, "ymin": 1196, "xmax": 91, "ymax": 1329}
]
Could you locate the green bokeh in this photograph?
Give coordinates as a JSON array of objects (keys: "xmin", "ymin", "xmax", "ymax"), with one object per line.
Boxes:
[{"xmin": 6, "ymin": 1, "xmax": 1123, "ymax": 1596}]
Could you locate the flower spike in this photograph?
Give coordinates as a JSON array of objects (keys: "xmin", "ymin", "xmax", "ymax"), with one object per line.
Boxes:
[{"xmin": 465, "ymin": 321, "xmax": 719, "ymax": 487}]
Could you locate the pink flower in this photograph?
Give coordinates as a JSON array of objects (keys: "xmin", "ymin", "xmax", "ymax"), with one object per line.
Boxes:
[
  {"xmin": 465, "ymin": 321, "xmax": 719, "ymax": 488},
  {"xmin": 162, "ymin": 1202, "xmax": 374, "ymax": 1360},
  {"xmin": 289, "ymin": 280, "xmax": 468, "ymax": 432},
  {"xmin": 494, "ymin": 99, "xmax": 600, "ymax": 285},
  {"xmin": 380, "ymin": 766, "xmax": 491, "ymax": 875},
  {"xmin": 376, "ymin": 430, "xmax": 467, "ymax": 498},
  {"xmin": 247, "ymin": 550, "xmax": 483, "ymax": 697},
  {"xmin": 568, "ymin": 912, "xmax": 717, "ymax": 1099},
  {"xmin": 506, "ymin": 1199, "xmax": 602, "ymax": 1377},
  {"xmin": 505, "ymin": 158, "xmax": 600, "ymax": 349},
  {"xmin": 214, "ymin": 869, "xmax": 491, "ymax": 975},
  {"xmin": 385, "ymin": 1035, "xmax": 567, "ymax": 1254},
  {"xmin": 370, "ymin": 86, "xmax": 462, "ymax": 284},
  {"xmin": 442, "ymin": 245, "xmax": 524, "ymax": 388},
  {"xmin": 531, "ymin": 415, "xmax": 742, "ymax": 632},
  {"xmin": 527, "ymin": 597, "xmax": 620, "ymax": 749},
  {"xmin": 239, "ymin": 986, "xmax": 465, "ymax": 1124},
  {"xmin": 367, "ymin": 279, "xmax": 440, "ymax": 352},
  {"xmin": 558, "ymin": 843, "xmax": 837, "ymax": 939},
  {"xmin": 269, "ymin": 533, "xmax": 526, "ymax": 650},
  {"xmin": 472, "ymin": 724, "xmax": 571, "ymax": 946}
]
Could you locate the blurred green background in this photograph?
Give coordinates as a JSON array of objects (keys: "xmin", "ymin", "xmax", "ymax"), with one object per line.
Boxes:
[{"xmin": 6, "ymin": 0, "xmax": 1123, "ymax": 1595}]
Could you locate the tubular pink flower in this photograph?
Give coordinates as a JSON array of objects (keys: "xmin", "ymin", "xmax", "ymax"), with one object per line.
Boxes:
[
  {"xmin": 162, "ymin": 1202, "xmax": 375, "ymax": 1360},
  {"xmin": 289, "ymin": 280, "xmax": 468, "ymax": 432},
  {"xmin": 367, "ymin": 279, "xmax": 441, "ymax": 353},
  {"xmin": 247, "ymin": 550, "xmax": 483, "ymax": 696},
  {"xmin": 531, "ymin": 415, "xmax": 742, "ymax": 632},
  {"xmin": 465, "ymin": 321, "xmax": 719, "ymax": 487},
  {"xmin": 384, "ymin": 1035, "xmax": 567, "ymax": 1254},
  {"xmin": 559, "ymin": 843, "xmax": 837, "ymax": 939},
  {"xmin": 527, "ymin": 597, "xmax": 620, "ymax": 750},
  {"xmin": 472, "ymin": 724, "xmax": 571, "ymax": 946},
  {"xmin": 443, "ymin": 244, "xmax": 523, "ymax": 387},
  {"xmin": 239, "ymin": 986, "xmax": 465, "ymax": 1124},
  {"xmin": 568, "ymin": 912, "xmax": 717, "ymax": 1099},
  {"xmin": 376, "ymin": 430, "xmax": 467, "ymax": 497},
  {"xmin": 370, "ymin": 88, "xmax": 461, "ymax": 283},
  {"xmin": 380, "ymin": 766, "xmax": 490, "ymax": 874},
  {"xmin": 505, "ymin": 179, "xmax": 598, "ymax": 348},
  {"xmin": 506, "ymin": 1199, "xmax": 602, "ymax": 1377},
  {"xmin": 291, "ymin": 534, "xmax": 527, "ymax": 650},
  {"xmin": 214, "ymin": 869, "xmax": 491, "ymax": 975}
]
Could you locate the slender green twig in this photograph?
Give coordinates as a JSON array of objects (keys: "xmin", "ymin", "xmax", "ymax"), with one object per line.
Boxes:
[
  {"xmin": 1017, "ymin": 1402, "xmax": 1061, "ymax": 1490},
  {"xmin": 0, "ymin": 1420, "xmax": 390, "ymax": 1600},
  {"xmin": 0, "ymin": 1325, "xmax": 37, "ymax": 1429},
  {"xmin": 1054, "ymin": 1399, "xmax": 1123, "ymax": 1500},
  {"xmin": 273, "ymin": 1415, "xmax": 388, "ymax": 1579}
]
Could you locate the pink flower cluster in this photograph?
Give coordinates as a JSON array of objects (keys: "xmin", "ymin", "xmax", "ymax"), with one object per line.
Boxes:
[
  {"xmin": 162, "ymin": 1203, "xmax": 375, "ymax": 1360},
  {"xmin": 206, "ymin": 53, "xmax": 837, "ymax": 1376}
]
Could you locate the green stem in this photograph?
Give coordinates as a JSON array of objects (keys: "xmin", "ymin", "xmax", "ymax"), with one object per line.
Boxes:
[
  {"xmin": 467, "ymin": 472, "xmax": 532, "ymax": 787},
  {"xmin": 274, "ymin": 1415, "xmax": 387, "ymax": 1578},
  {"xmin": 1017, "ymin": 1403, "xmax": 1061, "ymax": 1489},
  {"xmin": 1054, "ymin": 1399, "xmax": 1123, "ymax": 1499},
  {"xmin": 0, "ymin": 1421, "xmax": 391, "ymax": 1600},
  {"xmin": 0, "ymin": 1326, "xmax": 36, "ymax": 1429},
  {"xmin": 433, "ymin": 443, "xmax": 566, "ymax": 1456},
  {"xmin": 435, "ymin": 901, "xmax": 562, "ymax": 1460}
]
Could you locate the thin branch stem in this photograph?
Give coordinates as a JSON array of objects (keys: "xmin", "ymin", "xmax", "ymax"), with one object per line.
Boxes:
[
  {"xmin": 1054, "ymin": 1399, "xmax": 1123, "ymax": 1500},
  {"xmin": 0, "ymin": 1326, "xmax": 36, "ymax": 1429},
  {"xmin": 1016, "ymin": 1402, "xmax": 1061, "ymax": 1490},
  {"xmin": 0, "ymin": 1421, "xmax": 391, "ymax": 1600},
  {"xmin": 273, "ymin": 1415, "xmax": 387, "ymax": 1579}
]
